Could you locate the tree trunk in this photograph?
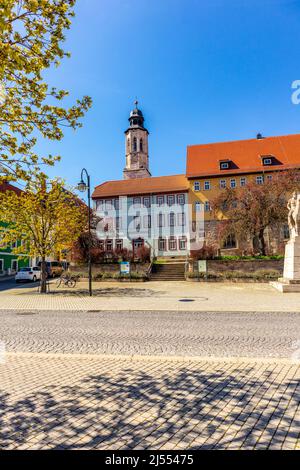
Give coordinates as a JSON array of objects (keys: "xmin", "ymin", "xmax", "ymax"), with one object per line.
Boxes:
[
  {"xmin": 258, "ymin": 228, "xmax": 266, "ymax": 256},
  {"xmin": 40, "ymin": 256, "xmax": 47, "ymax": 294}
]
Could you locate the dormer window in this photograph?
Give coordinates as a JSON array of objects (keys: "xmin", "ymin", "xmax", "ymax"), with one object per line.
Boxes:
[
  {"xmin": 261, "ymin": 155, "xmax": 273, "ymax": 166},
  {"xmin": 219, "ymin": 159, "xmax": 231, "ymax": 170}
]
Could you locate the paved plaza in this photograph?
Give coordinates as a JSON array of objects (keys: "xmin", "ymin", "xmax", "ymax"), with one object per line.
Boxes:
[
  {"xmin": 0, "ymin": 281, "xmax": 300, "ymax": 450},
  {"xmin": 1, "ymin": 353, "xmax": 299, "ymax": 450}
]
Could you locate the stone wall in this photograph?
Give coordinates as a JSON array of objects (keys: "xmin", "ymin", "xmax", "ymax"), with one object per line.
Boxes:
[
  {"xmin": 70, "ymin": 263, "xmax": 150, "ymax": 275},
  {"xmin": 192, "ymin": 259, "xmax": 283, "ymax": 274}
]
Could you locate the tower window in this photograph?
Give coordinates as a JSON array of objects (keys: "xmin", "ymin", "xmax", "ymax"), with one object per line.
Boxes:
[
  {"xmin": 133, "ymin": 137, "xmax": 137, "ymax": 152},
  {"xmin": 140, "ymin": 139, "xmax": 143, "ymax": 152}
]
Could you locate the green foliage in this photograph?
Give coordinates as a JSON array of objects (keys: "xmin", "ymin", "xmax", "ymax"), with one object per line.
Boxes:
[
  {"xmin": 187, "ymin": 269, "xmax": 280, "ymax": 280},
  {"xmin": 0, "ymin": 0, "xmax": 92, "ymax": 181}
]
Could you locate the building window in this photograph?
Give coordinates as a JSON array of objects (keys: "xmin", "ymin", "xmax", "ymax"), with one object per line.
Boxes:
[
  {"xmin": 99, "ymin": 240, "xmax": 105, "ymax": 251},
  {"xmin": 140, "ymin": 139, "xmax": 143, "ymax": 152},
  {"xmin": 204, "ymin": 201, "xmax": 211, "ymax": 212},
  {"xmin": 256, "ymin": 175, "xmax": 264, "ymax": 185},
  {"xmin": 134, "ymin": 216, "xmax": 141, "ymax": 230},
  {"xmin": 169, "ymin": 212, "xmax": 176, "ymax": 227},
  {"xmin": 204, "ymin": 181, "xmax": 211, "ymax": 190},
  {"xmin": 106, "ymin": 239, "xmax": 113, "ymax": 252},
  {"xmin": 220, "ymin": 180, "xmax": 226, "ymax": 189},
  {"xmin": 177, "ymin": 194, "xmax": 185, "ymax": 205},
  {"xmin": 143, "ymin": 215, "xmax": 151, "ymax": 228},
  {"xmin": 143, "ymin": 197, "xmax": 150, "ymax": 208},
  {"xmin": 11, "ymin": 260, "xmax": 18, "ymax": 272},
  {"xmin": 179, "ymin": 237, "xmax": 187, "ymax": 251},
  {"xmin": 195, "ymin": 201, "xmax": 202, "ymax": 212},
  {"xmin": 116, "ymin": 239, "xmax": 123, "ymax": 251},
  {"xmin": 11, "ymin": 240, "xmax": 18, "ymax": 249},
  {"xmin": 96, "ymin": 200, "xmax": 104, "ymax": 211},
  {"xmin": 116, "ymin": 217, "xmax": 122, "ymax": 230},
  {"xmin": 178, "ymin": 213, "xmax": 186, "ymax": 226},
  {"xmin": 0, "ymin": 259, "xmax": 3, "ymax": 272},
  {"xmin": 157, "ymin": 213, "xmax": 165, "ymax": 227},
  {"xmin": 266, "ymin": 174, "xmax": 273, "ymax": 182},
  {"xmin": 262, "ymin": 157, "xmax": 272, "ymax": 166},
  {"xmin": 158, "ymin": 238, "xmax": 166, "ymax": 251},
  {"xmin": 220, "ymin": 161, "xmax": 230, "ymax": 170},
  {"xmin": 167, "ymin": 194, "xmax": 175, "ymax": 206},
  {"xmin": 105, "ymin": 199, "xmax": 113, "ymax": 210},
  {"xmin": 133, "ymin": 137, "xmax": 137, "ymax": 152},
  {"xmin": 157, "ymin": 195, "xmax": 164, "ymax": 206},
  {"xmin": 194, "ymin": 181, "xmax": 200, "ymax": 191},
  {"xmin": 114, "ymin": 198, "xmax": 121, "ymax": 210},
  {"xmin": 240, "ymin": 177, "xmax": 247, "ymax": 187},
  {"xmin": 230, "ymin": 179, "xmax": 236, "ymax": 189},
  {"xmin": 168, "ymin": 237, "xmax": 177, "ymax": 251},
  {"xmin": 133, "ymin": 197, "xmax": 141, "ymax": 208},
  {"xmin": 222, "ymin": 234, "xmax": 236, "ymax": 249}
]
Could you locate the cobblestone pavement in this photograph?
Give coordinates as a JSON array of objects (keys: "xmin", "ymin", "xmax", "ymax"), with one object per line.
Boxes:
[
  {"xmin": 0, "ymin": 354, "xmax": 299, "ymax": 450},
  {"xmin": 1, "ymin": 310, "xmax": 300, "ymax": 358},
  {"xmin": 1, "ymin": 309, "xmax": 300, "ymax": 450}
]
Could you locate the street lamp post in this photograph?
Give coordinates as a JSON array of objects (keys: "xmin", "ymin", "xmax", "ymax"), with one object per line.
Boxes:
[{"xmin": 77, "ymin": 168, "xmax": 92, "ymax": 297}]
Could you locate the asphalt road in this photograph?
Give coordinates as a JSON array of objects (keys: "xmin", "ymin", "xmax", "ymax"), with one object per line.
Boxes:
[
  {"xmin": 1, "ymin": 309, "xmax": 300, "ymax": 359},
  {"xmin": 0, "ymin": 278, "xmax": 39, "ymax": 292}
]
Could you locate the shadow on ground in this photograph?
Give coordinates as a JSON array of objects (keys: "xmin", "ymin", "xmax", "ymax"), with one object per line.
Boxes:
[{"xmin": 0, "ymin": 362, "xmax": 299, "ymax": 449}]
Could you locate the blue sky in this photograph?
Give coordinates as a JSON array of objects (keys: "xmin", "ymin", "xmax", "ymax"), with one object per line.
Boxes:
[{"xmin": 37, "ymin": 0, "xmax": 300, "ymax": 191}]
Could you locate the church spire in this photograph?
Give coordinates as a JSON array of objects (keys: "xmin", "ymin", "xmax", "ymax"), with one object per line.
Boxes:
[{"xmin": 123, "ymin": 101, "xmax": 151, "ymax": 180}]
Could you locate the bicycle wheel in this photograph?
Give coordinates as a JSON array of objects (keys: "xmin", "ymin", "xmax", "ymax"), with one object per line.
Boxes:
[{"xmin": 67, "ymin": 279, "xmax": 76, "ymax": 288}]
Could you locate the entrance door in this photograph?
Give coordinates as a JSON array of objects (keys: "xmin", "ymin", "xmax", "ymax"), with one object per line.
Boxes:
[{"xmin": 132, "ymin": 238, "xmax": 144, "ymax": 256}]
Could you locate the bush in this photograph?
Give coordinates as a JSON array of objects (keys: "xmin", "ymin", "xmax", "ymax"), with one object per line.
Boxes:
[
  {"xmin": 135, "ymin": 246, "xmax": 151, "ymax": 263},
  {"xmin": 190, "ymin": 244, "xmax": 217, "ymax": 260}
]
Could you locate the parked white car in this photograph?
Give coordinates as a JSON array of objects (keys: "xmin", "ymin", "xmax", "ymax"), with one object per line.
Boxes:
[{"xmin": 15, "ymin": 267, "xmax": 41, "ymax": 283}]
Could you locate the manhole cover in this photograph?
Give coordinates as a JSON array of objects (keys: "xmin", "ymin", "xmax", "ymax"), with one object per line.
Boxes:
[{"xmin": 16, "ymin": 312, "xmax": 38, "ymax": 316}]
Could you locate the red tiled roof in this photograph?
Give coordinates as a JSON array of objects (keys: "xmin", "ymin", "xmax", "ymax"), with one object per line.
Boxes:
[
  {"xmin": 92, "ymin": 175, "xmax": 189, "ymax": 199},
  {"xmin": 186, "ymin": 134, "xmax": 300, "ymax": 178},
  {"xmin": 0, "ymin": 181, "xmax": 22, "ymax": 195}
]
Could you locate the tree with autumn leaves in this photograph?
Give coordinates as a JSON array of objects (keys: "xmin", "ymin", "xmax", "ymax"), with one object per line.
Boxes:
[
  {"xmin": 0, "ymin": 0, "xmax": 91, "ymax": 181},
  {"xmin": 0, "ymin": 173, "xmax": 87, "ymax": 292},
  {"xmin": 212, "ymin": 170, "xmax": 299, "ymax": 255}
]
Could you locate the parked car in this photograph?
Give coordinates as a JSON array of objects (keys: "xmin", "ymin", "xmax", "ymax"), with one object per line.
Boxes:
[
  {"xmin": 15, "ymin": 267, "xmax": 41, "ymax": 283},
  {"xmin": 37, "ymin": 261, "xmax": 64, "ymax": 278}
]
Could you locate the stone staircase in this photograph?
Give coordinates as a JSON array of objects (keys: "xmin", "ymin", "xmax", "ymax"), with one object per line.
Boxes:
[{"xmin": 150, "ymin": 261, "xmax": 186, "ymax": 281}]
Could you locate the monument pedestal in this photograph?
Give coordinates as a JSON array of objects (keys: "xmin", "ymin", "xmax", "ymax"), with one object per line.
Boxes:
[{"xmin": 271, "ymin": 236, "xmax": 300, "ymax": 292}]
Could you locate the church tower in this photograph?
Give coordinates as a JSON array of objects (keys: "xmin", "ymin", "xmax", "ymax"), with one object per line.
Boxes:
[{"xmin": 123, "ymin": 100, "xmax": 151, "ymax": 180}]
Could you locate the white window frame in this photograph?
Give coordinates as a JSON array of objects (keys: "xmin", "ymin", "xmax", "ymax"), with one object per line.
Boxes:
[
  {"xmin": 204, "ymin": 201, "xmax": 211, "ymax": 212},
  {"xmin": 158, "ymin": 238, "xmax": 166, "ymax": 251},
  {"xmin": 256, "ymin": 175, "xmax": 264, "ymax": 185},
  {"xmin": 168, "ymin": 237, "xmax": 177, "ymax": 251},
  {"xmin": 263, "ymin": 158, "xmax": 272, "ymax": 166},
  {"xmin": 157, "ymin": 213, "xmax": 165, "ymax": 227},
  {"xmin": 204, "ymin": 181, "xmax": 211, "ymax": 190},
  {"xmin": 167, "ymin": 194, "xmax": 175, "ymax": 206},
  {"xmin": 177, "ymin": 194, "xmax": 185, "ymax": 205},
  {"xmin": 177, "ymin": 213, "xmax": 186, "ymax": 226},
  {"xmin": 143, "ymin": 197, "xmax": 150, "ymax": 208},
  {"xmin": 230, "ymin": 179, "xmax": 236, "ymax": 189},
  {"xmin": 219, "ymin": 180, "xmax": 226, "ymax": 189},
  {"xmin": 195, "ymin": 201, "xmax": 202, "ymax": 212},
  {"xmin": 220, "ymin": 162, "xmax": 229, "ymax": 170},
  {"xmin": 157, "ymin": 195, "xmax": 164, "ymax": 207},
  {"xmin": 240, "ymin": 177, "xmax": 246, "ymax": 187},
  {"xmin": 179, "ymin": 237, "xmax": 187, "ymax": 251},
  {"xmin": 194, "ymin": 181, "xmax": 200, "ymax": 191},
  {"xmin": 133, "ymin": 197, "xmax": 141, "ymax": 208}
]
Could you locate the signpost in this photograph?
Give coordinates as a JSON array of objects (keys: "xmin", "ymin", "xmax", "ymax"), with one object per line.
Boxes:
[
  {"xmin": 198, "ymin": 260, "xmax": 207, "ymax": 281},
  {"xmin": 120, "ymin": 261, "xmax": 130, "ymax": 275}
]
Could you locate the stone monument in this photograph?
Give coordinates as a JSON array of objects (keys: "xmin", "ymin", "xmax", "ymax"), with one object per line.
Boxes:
[{"xmin": 271, "ymin": 191, "xmax": 300, "ymax": 292}]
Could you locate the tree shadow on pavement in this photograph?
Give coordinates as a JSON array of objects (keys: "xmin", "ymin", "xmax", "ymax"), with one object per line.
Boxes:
[{"xmin": 0, "ymin": 363, "xmax": 299, "ymax": 450}]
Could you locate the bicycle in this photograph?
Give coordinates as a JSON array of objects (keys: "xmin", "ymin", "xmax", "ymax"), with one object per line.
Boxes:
[{"xmin": 56, "ymin": 273, "xmax": 79, "ymax": 288}]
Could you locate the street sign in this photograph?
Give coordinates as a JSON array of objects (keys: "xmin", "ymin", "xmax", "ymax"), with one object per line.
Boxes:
[
  {"xmin": 120, "ymin": 261, "xmax": 130, "ymax": 275},
  {"xmin": 198, "ymin": 260, "xmax": 207, "ymax": 273}
]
